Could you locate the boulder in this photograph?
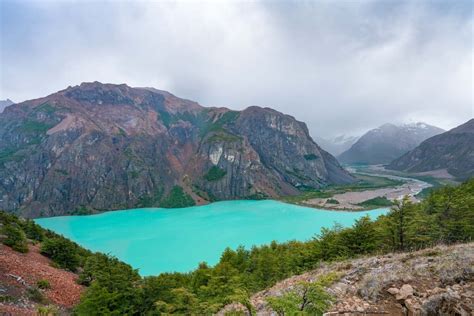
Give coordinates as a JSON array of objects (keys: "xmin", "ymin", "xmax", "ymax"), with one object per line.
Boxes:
[
  {"xmin": 396, "ymin": 284, "xmax": 414, "ymax": 300},
  {"xmin": 387, "ymin": 287, "xmax": 399, "ymax": 295}
]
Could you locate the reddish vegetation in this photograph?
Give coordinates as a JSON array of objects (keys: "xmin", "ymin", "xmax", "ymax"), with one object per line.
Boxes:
[{"xmin": 0, "ymin": 243, "xmax": 84, "ymax": 314}]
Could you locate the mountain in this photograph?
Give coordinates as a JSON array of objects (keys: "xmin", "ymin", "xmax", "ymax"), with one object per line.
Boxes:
[
  {"xmin": 315, "ymin": 135, "xmax": 359, "ymax": 156},
  {"xmin": 0, "ymin": 82, "xmax": 354, "ymax": 217},
  {"xmin": 387, "ymin": 119, "xmax": 474, "ymax": 179},
  {"xmin": 338, "ymin": 122, "xmax": 445, "ymax": 165},
  {"xmin": 0, "ymin": 99, "xmax": 14, "ymax": 113}
]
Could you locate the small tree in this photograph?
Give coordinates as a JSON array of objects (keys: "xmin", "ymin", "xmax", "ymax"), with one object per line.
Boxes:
[
  {"xmin": 266, "ymin": 274, "xmax": 337, "ymax": 316},
  {"xmin": 2, "ymin": 224, "xmax": 28, "ymax": 253},
  {"xmin": 385, "ymin": 196, "xmax": 416, "ymax": 251},
  {"xmin": 344, "ymin": 215, "xmax": 378, "ymax": 255},
  {"xmin": 266, "ymin": 292, "xmax": 301, "ymax": 316},
  {"xmin": 23, "ymin": 220, "xmax": 45, "ymax": 242},
  {"xmin": 160, "ymin": 186, "xmax": 195, "ymax": 208},
  {"xmin": 40, "ymin": 238, "xmax": 80, "ymax": 271}
]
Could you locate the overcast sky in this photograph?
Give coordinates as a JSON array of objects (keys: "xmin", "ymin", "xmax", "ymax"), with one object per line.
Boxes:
[{"xmin": 1, "ymin": 0, "xmax": 472, "ymax": 138}]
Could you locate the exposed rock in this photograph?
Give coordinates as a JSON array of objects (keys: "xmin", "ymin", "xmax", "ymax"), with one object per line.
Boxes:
[
  {"xmin": 0, "ymin": 82, "xmax": 354, "ymax": 217},
  {"xmin": 234, "ymin": 243, "xmax": 473, "ymax": 316},
  {"xmin": 387, "ymin": 287, "xmax": 399, "ymax": 295},
  {"xmin": 395, "ymin": 284, "xmax": 414, "ymax": 300},
  {"xmin": 215, "ymin": 302, "xmax": 250, "ymax": 316}
]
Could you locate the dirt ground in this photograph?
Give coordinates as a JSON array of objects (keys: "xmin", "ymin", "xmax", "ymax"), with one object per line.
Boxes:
[{"xmin": 0, "ymin": 243, "xmax": 84, "ymax": 315}]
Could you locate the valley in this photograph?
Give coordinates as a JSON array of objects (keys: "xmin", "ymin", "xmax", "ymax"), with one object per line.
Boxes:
[
  {"xmin": 1, "ymin": 2, "xmax": 472, "ymax": 314},
  {"xmin": 281, "ymin": 164, "xmax": 434, "ymax": 210}
]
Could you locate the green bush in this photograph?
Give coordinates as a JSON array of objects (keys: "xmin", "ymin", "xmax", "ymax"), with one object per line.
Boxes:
[
  {"xmin": 75, "ymin": 253, "xmax": 142, "ymax": 315},
  {"xmin": 23, "ymin": 220, "xmax": 45, "ymax": 242},
  {"xmin": 160, "ymin": 186, "xmax": 195, "ymax": 208},
  {"xmin": 40, "ymin": 237, "xmax": 80, "ymax": 271},
  {"xmin": 266, "ymin": 274, "xmax": 337, "ymax": 316},
  {"xmin": 27, "ymin": 287, "xmax": 48, "ymax": 304},
  {"xmin": 37, "ymin": 279, "xmax": 51, "ymax": 289},
  {"xmin": 304, "ymin": 154, "xmax": 319, "ymax": 160},
  {"xmin": 357, "ymin": 196, "xmax": 393, "ymax": 208},
  {"xmin": 326, "ymin": 198, "xmax": 339, "ymax": 204},
  {"xmin": 2, "ymin": 224, "xmax": 28, "ymax": 253},
  {"xmin": 37, "ymin": 305, "xmax": 59, "ymax": 316},
  {"xmin": 204, "ymin": 166, "xmax": 227, "ymax": 181}
]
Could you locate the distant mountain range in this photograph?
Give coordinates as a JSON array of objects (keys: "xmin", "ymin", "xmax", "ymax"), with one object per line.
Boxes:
[
  {"xmin": 387, "ymin": 119, "xmax": 474, "ymax": 180},
  {"xmin": 338, "ymin": 122, "xmax": 445, "ymax": 165},
  {"xmin": 0, "ymin": 99, "xmax": 14, "ymax": 113},
  {"xmin": 315, "ymin": 135, "xmax": 359, "ymax": 156},
  {"xmin": 0, "ymin": 82, "xmax": 353, "ymax": 217}
]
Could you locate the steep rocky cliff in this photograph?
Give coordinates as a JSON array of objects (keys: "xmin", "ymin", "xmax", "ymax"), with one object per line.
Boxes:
[
  {"xmin": 0, "ymin": 82, "xmax": 353, "ymax": 217},
  {"xmin": 387, "ymin": 119, "xmax": 474, "ymax": 179}
]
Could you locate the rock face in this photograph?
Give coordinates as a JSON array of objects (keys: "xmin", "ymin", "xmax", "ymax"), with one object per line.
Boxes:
[
  {"xmin": 338, "ymin": 123, "xmax": 444, "ymax": 165},
  {"xmin": 0, "ymin": 99, "xmax": 14, "ymax": 113},
  {"xmin": 0, "ymin": 82, "xmax": 354, "ymax": 217},
  {"xmin": 387, "ymin": 119, "xmax": 474, "ymax": 180}
]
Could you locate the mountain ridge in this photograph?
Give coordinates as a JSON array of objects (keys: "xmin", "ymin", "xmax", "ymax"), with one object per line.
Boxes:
[
  {"xmin": 0, "ymin": 82, "xmax": 354, "ymax": 217},
  {"xmin": 338, "ymin": 122, "xmax": 445, "ymax": 165},
  {"xmin": 387, "ymin": 119, "xmax": 474, "ymax": 179}
]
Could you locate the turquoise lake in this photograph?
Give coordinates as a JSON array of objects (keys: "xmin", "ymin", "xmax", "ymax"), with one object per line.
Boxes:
[{"xmin": 36, "ymin": 200, "xmax": 388, "ymax": 276}]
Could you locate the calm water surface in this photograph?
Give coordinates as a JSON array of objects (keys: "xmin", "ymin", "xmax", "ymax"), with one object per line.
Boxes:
[{"xmin": 36, "ymin": 200, "xmax": 388, "ymax": 276}]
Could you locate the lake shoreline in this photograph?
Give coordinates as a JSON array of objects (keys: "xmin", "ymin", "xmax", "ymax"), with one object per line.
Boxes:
[{"xmin": 36, "ymin": 200, "xmax": 388, "ymax": 276}]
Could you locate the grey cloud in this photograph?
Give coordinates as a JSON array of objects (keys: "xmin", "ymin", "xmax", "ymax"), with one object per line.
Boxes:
[{"xmin": 0, "ymin": 0, "xmax": 472, "ymax": 138}]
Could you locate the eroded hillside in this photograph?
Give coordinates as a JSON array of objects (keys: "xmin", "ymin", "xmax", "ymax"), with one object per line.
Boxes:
[{"xmin": 220, "ymin": 243, "xmax": 473, "ymax": 315}]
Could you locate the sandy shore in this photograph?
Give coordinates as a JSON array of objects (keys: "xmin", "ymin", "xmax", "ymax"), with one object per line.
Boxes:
[{"xmin": 303, "ymin": 166, "xmax": 432, "ymax": 210}]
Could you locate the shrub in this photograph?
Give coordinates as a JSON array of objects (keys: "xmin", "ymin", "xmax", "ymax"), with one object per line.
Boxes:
[
  {"xmin": 358, "ymin": 196, "xmax": 393, "ymax": 208},
  {"xmin": 266, "ymin": 292, "xmax": 301, "ymax": 316},
  {"xmin": 37, "ymin": 279, "xmax": 51, "ymax": 290},
  {"xmin": 304, "ymin": 154, "xmax": 318, "ymax": 160},
  {"xmin": 75, "ymin": 254, "xmax": 142, "ymax": 315},
  {"xmin": 326, "ymin": 198, "xmax": 340, "ymax": 204},
  {"xmin": 160, "ymin": 186, "xmax": 195, "ymax": 208},
  {"xmin": 40, "ymin": 237, "xmax": 80, "ymax": 271},
  {"xmin": 23, "ymin": 220, "xmax": 44, "ymax": 242},
  {"xmin": 37, "ymin": 305, "xmax": 59, "ymax": 316},
  {"xmin": 27, "ymin": 287, "xmax": 48, "ymax": 304},
  {"xmin": 2, "ymin": 224, "xmax": 28, "ymax": 253},
  {"xmin": 204, "ymin": 166, "xmax": 227, "ymax": 181},
  {"xmin": 266, "ymin": 276, "xmax": 336, "ymax": 316}
]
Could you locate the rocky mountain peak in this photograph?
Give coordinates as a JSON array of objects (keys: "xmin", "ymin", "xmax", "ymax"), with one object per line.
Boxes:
[{"xmin": 338, "ymin": 121, "xmax": 445, "ymax": 165}]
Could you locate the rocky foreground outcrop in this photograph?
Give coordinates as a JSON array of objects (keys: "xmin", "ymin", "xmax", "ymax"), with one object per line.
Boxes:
[
  {"xmin": 221, "ymin": 243, "xmax": 473, "ymax": 315},
  {"xmin": 0, "ymin": 82, "xmax": 353, "ymax": 217}
]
